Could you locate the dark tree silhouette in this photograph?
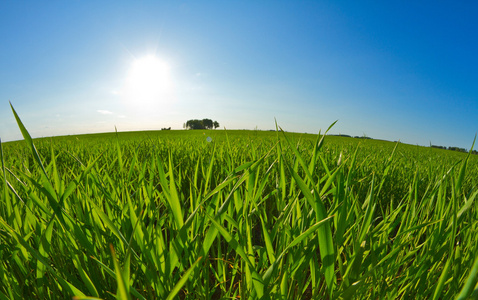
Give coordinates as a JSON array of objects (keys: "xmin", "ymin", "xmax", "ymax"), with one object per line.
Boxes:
[
  {"xmin": 202, "ymin": 118, "xmax": 213, "ymax": 129},
  {"xmin": 185, "ymin": 118, "xmax": 219, "ymax": 130}
]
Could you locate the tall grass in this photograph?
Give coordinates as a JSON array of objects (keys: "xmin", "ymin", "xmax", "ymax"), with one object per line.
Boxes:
[{"xmin": 1, "ymin": 106, "xmax": 478, "ymax": 299}]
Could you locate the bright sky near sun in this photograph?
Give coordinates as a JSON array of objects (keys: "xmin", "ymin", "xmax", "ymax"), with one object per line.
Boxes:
[{"xmin": 1, "ymin": 1, "xmax": 477, "ymax": 149}]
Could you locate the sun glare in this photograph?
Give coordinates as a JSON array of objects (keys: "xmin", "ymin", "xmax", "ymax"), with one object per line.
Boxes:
[{"xmin": 125, "ymin": 55, "xmax": 173, "ymax": 109}]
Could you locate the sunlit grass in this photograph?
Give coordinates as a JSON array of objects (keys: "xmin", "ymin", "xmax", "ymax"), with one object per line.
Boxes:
[{"xmin": 1, "ymin": 105, "xmax": 478, "ymax": 299}]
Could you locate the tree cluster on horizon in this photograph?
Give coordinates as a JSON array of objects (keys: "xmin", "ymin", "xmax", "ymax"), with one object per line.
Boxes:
[
  {"xmin": 185, "ymin": 118, "xmax": 219, "ymax": 130},
  {"xmin": 431, "ymin": 144, "xmax": 477, "ymax": 154}
]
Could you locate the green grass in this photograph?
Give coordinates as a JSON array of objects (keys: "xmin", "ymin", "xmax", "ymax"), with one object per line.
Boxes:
[{"xmin": 1, "ymin": 107, "xmax": 478, "ymax": 299}]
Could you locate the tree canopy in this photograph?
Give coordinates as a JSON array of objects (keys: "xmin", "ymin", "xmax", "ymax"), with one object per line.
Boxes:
[{"xmin": 185, "ymin": 119, "xmax": 219, "ymax": 130}]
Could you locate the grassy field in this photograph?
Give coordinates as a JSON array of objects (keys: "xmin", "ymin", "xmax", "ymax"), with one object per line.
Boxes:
[{"xmin": 1, "ymin": 110, "xmax": 478, "ymax": 299}]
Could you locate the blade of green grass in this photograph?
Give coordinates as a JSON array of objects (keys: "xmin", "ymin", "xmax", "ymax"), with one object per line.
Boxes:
[
  {"xmin": 165, "ymin": 256, "xmax": 203, "ymax": 300},
  {"xmin": 110, "ymin": 244, "xmax": 130, "ymax": 300}
]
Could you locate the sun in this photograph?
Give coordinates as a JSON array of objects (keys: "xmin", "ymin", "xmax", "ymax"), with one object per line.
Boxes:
[{"xmin": 125, "ymin": 55, "xmax": 173, "ymax": 107}]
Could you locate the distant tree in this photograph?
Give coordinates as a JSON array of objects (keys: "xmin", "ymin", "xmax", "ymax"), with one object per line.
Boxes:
[
  {"xmin": 186, "ymin": 118, "xmax": 219, "ymax": 130},
  {"xmin": 186, "ymin": 119, "xmax": 203, "ymax": 129},
  {"xmin": 202, "ymin": 118, "xmax": 213, "ymax": 129},
  {"xmin": 213, "ymin": 121, "xmax": 219, "ymax": 129}
]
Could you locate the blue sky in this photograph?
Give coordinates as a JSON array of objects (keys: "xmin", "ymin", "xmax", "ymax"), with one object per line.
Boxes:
[{"xmin": 1, "ymin": 1, "xmax": 477, "ymax": 149}]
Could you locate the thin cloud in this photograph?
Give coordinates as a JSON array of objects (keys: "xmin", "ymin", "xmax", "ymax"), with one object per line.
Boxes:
[{"xmin": 97, "ymin": 110, "xmax": 113, "ymax": 115}]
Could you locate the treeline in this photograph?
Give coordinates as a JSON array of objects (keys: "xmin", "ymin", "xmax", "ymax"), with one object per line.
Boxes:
[
  {"xmin": 185, "ymin": 118, "xmax": 219, "ymax": 130},
  {"xmin": 431, "ymin": 145, "xmax": 478, "ymax": 154},
  {"xmin": 330, "ymin": 134, "xmax": 373, "ymax": 139}
]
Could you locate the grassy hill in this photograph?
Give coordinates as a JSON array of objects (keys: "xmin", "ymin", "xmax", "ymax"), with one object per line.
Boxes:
[{"xmin": 1, "ymin": 123, "xmax": 478, "ymax": 299}]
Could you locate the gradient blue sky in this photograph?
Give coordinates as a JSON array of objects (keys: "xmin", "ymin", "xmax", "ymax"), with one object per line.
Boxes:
[{"xmin": 1, "ymin": 1, "xmax": 477, "ymax": 149}]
